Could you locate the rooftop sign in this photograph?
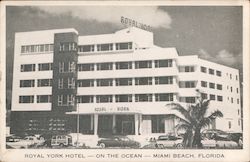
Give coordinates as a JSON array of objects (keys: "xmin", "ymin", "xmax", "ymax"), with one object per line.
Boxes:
[{"xmin": 121, "ymin": 16, "xmax": 152, "ymax": 32}]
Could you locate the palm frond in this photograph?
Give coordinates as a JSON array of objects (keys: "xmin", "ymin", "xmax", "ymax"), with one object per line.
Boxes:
[{"xmin": 167, "ymin": 103, "xmax": 192, "ymax": 123}]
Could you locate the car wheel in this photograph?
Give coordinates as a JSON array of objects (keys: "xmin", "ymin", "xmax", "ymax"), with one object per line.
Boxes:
[
  {"xmin": 99, "ymin": 143, "xmax": 105, "ymax": 148},
  {"xmin": 59, "ymin": 143, "xmax": 64, "ymax": 147},
  {"xmin": 176, "ymin": 143, "xmax": 184, "ymax": 149}
]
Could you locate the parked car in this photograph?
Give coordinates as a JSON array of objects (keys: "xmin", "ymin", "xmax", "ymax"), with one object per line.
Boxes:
[
  {"xmin": 97, "ymin": 136, "xmax": 140, "ymax": 148},
  {"xmin": 6, "ymin": 135, "xmax": 43, "ymax": 149},
  {"xmin": 6, "ymin": 135, "xmax": 22, "ymax": 142},
  {"xmin": 156, "ymin": 135, "xmax": 184, "ymax": 149},
  {"xmin": 200, "ymin": 137, "xmax": 217, "ymax": 148},
  {"xmin": 51, "ymin": 135, "xmax": 72, "ymax": 147}
]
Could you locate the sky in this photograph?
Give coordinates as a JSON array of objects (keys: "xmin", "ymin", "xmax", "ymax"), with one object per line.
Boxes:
[{"xmin": 6, "ymin": 6, "xmax": 243, "ymax": 92}]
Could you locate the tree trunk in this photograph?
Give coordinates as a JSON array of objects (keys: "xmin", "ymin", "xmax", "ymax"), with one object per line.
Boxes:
[{"xmin": 192, "ymin": 128, "xmax": 202, "ymax": 148}]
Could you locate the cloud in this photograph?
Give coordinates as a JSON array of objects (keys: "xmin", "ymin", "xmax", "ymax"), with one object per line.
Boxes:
[
  {"xmin": 35, "ymin": 6, "xmax": 172, "ymax": 29},
  {"xmin": 198, "ymin": 49, "xmax": 241, "ymax": 66}
]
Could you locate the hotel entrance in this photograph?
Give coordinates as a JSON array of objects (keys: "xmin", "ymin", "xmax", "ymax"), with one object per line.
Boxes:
[{"xmin": 97, "ymin": 114, "xmax": 135, "ymax": 136}]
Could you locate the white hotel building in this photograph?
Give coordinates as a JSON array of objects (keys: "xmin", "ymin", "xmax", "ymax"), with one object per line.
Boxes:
[{"xmin": 11, "ymin": 27, "xmax": 242, "ymax": 141}]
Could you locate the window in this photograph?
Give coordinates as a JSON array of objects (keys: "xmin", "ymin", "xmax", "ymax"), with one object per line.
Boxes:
[
  {"xmin": 78, "ymin": 79, "xmax": 94, "ymax": 87},
  {"xmin": 96, "ymin": 79, "xmax": 113, "ymax": 87},
  {"xmin": 217, "ymin": 95, "xmax": 223, "ymax": 102},
  {"xmin": 135, "ymin": 61, "xmax": 152, "ymax": 69},
  {"xmin": 210, "ymin": 94, "xmax": 215, "ymax": 100},
  {"xmin": 216, "ymin": 84, "xmax": 222, "ymax": 90},
  {"xmin": 186, "ymin": 97, "xmax": 196, "ymax": 103},
  {"xmin": 228, "ymin": 121, "xmax": 231, "ymax": 129},
  {"xmin": 96, "ymin": 95, "xmax": 113, "ymax": 103},
  {"xmin": 59, "ymin": 62, "xmax": 64, "ymax": 73},
  {"xmin": 58, "ymin": 95, "xmax": 74, "ymax": 106},
  {"xmin": 115, "ymin": 78, "xmax": 132, "ymax": 86},
  {"xmin": 236, "ymin": 75, "xmax": 238, "ymax": 80},
  {"xmin": 209, "ymin": 68, "xmax": 214, "ymax": 75},
  {"xmin": 20, "ymin": 80, "xmax": 35, "ymax": 87},
  {"xmin": 201, "ymin": 66, "xmax": 207, "ymax": 73},
  {"xmin": 179, "ymin": 81, "xmax": 196, "ymax": 88},
  {"xmin": 201, "ymin": 81, "xmax": 207, "ymax": 87},
  {"xmin": 58, "ymin": 78, "xmax": 63, "ymax": 89},
  {"xmin": 115, "ymin": 42, "xmax": 132, "ymax": 50},
  {"xmin": 68, "ymin": 62, "xmax": 76, "ymax": 72},
  {"xmin": 230, "ymin": 86, "xmax": 233, "ymax": 92},
  {"xmin": 216, "ymin": 70, "xmax": 222, "ymax": 77},
  {"xmin": 78, "ymin": 45, "xmax": 95, "ymax": 52},
  {"xmin": 38, "ymin": 63, "xmax": 53, "ymax": 71},
  {"xmin": 135, "ymin": 94, "xmax": 152, "ymax": 102},
  {"xmin": 155, "ymin": 93, "xmax": 173, "ymax": 102},
  {"xmin": 19, "ymin": 96, "xmax": 34, "ymax": 103},
  {"xmin": 209, "ymin": 82, "xmax": 215, "ymax": 89},
  {"xmin": 151, "ymin": 115, "xmax": 165, "ymax": 133},
  {"xmin": 236, "ymin": 88, "xmax": 239, "ymax": 93},
  {"xmin": 238, "ymin": 120, "xmax": 240, "ymax": 126},
  {"xmin": 37, "ymin": 95, "xmax": 52, "ymax": 103},
  {"xmin": 58, "ymin": 95, "xmax": 63, "ymax": 106},
  {"xmin": 77, "ymin": 95, "xmax": 94, "ymax": 103},
  {"xmin": 115, "ymin": 62, "xmax": 132, "ymax": 70},
  {"xmin": 67, "ymin": 95, "xmax": 74, "ymax": 106},
  {"xmin": 230, "ymin": 74, "xmax": 232, "ymax": 79},
  {"xmin": 78, "ymin": 64, "xmax": 94, "ymax": 71},
  {"xmin": 21, "ymin": 44, "xmax": 53, "ymax": 53},
  {"xmin": 155, "ymin": 59, "xmax": 172, "ymax": 68},
  {"xmin": 237, "ymin": 98, "xmax": 240, "ymax": 104},
  {"xmin": 68, "ymin": 78, "xmax": 75, "ymax": 89},
  {"xmin": 201, "ymin": 93, "xmax": 208, "ymax": 99},
  {"xmin": 37, "ymin": 79, "xmax": 52, "ymax": 87},
  {"xmin": 155, "ymin": 76, "xmax": 173, "ymax": 85},
  {"xmin": 135, "ymin": 77, "xmax": 152, "ymax": 85},
  {"xmin": 21, "ymin": 64, "xmax": 35, "ymax": 72},
  {"xmin": 97, "ymin": 43, "xmax": 113, "ymax": 51},
  {"xmin": 59, "ymin": 42, "xmax": 77, "ymax": 52},
  {"xmin": 179, "ymin": 66, "xmax": 195, "ymax": 72},
  {"xmin": 238, "ymin": 109, "xmax": 240, "ymax": 115},
  {"xmin": 96, "ymin": 62, "xmax": 113, "ymax": 70},
  {"xmin": 115, "ymin": 94, "xmax": 132, "ymax": 102}
]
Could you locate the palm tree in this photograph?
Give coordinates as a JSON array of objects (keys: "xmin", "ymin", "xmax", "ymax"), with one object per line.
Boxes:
[{"xmin": 168, "ymin": 98, "xmax": 223, "ymax": 148}]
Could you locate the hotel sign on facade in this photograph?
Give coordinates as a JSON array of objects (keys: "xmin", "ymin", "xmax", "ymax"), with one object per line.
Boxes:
[{"xmin": 121, "ymin": 16, "xmax": 153, "ymax": 32}]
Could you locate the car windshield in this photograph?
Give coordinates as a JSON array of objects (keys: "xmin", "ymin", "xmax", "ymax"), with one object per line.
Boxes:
[{"xmin": 120, "ymin": 137, "xmax": 130, "ymax": 141}]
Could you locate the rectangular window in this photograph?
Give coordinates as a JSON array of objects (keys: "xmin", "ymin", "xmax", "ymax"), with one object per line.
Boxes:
[
  {"xmin": 58, "ymin": 95, "xmax": 63, "ymax": 106},
  {"xmin": 115, "ymin": 94, "xmax": 132, "ymax": 102},
  {"xmin": 59, "ymin": 62, "xmax": 64, "ymax": 73},
  {"xmin": 237, "ymin": 98, "xmax": 239, "ymax": 104},
  {"xmin": 115, "ymin": 78, "xmax": 132, "ymax": 86},
  {"xmin": 231, "ymin": 86, "xmax": 233, "ymax": 92},
  {"xmin": 201, "ymin": 66, "xmax": 207, "ymax": 73},
  {"xmin": 97, "ymin": 43, "xmax": 113, "ymax": 51},
  {"xmin": 231, "ymin": 97, "xmax": 234, "ymax": 103},
  {"xmin": 37, "ymin": 95, "xmax": 52, "ymax": 103},
  {"xmin": 155, "ymin": 93, "xmax": 173, "ymax": 102},
  {"xmin": 151, "ymin": 115, "xmax": 165, "ymax": 133},
  {"xmin": 96, "ymin": 62, "xmax": 113, "ymax": 70},
  {"xmin": 96, "ymin": 95, "xmax": 113, "ymax": 103},
  {"xmin": 155, "ymin": 59, "xmax": 172, "ymax": 68},
  {"xmin": 67, "ymin": 94, "xmax": 74, "ymax": 106},
  {"xmin": 236, "ymin": 88, "xmax": 239, "ymax": 93},
  {"xmin": 96, "ymin": 79, "xmax": 113, "ymax": 87},
  {"xmin": 135, "ymin": 77, "xmax": 152, "ymax": 85},
  {"xmin": 155, "ymin": 76, "xmax": 173, "ymax": 85},
  {"xmin": 236, "ymin": 75, "xmax": 238, "ymax": 80},
  {"xmin": 59, "ymin": 42, "xmax": 77, "ymax": 52},
  {"xmin": 78, "ymin": 79, "xmax": 94, "ymax": 87},
  {"xmin": 216, "ymin": 84, "xmax": 222, "ymax": 90},
  {"xmin": 179, "ymin": 66, "xmax": 195, "ymax": 72},
  {"xmin": 38, "ymin": 63, "xmax": 53, "ymax": 71},
  {"xmin": 228, "ymin": 121, "xmax": 231, "ymax": 129},
  {"xmin": 37, "ymin": 79, "xmax": 52, "ymax": 87},
  {"xmin": 135, "ymin": 61, "xmax": 152, "ymax": 69},
  {"xmin": 78, "ymin": 45, "xmax": 95, "ymax": 52},
  {"xmin": 201, "ymin": 81, "xmax": 207, "ymax": 87},
  {"xmin": 21, "ymin": 44, "xmax": 53, "ymax": 53},
  {"xmin": 78, "ymin": 64, "xmax": 94, "ymax": 71},
  {"xmin": 58, "ymin": 78, "xmax": 63, "ymax": 89},
  {"xmin": 210, "ymin": 94, "xmax": 216, "ymax": 100},
  {"xmin": 230, "ymin": 74, "xmax": 232, "ymax": 79},
  {"xmin": 115, "ymin": 42, "xmax": 132, "ymax": 50},
  {"xmin": 217, "ymin": 95, "xmax": 223, "ymax": 102},
  {"xmin": 179, "ymin": 81, "xmax": 196, "ymax": 88},
  {"xmin": 68, "ymin": 78, "xmax": 75, "ymax": 89},
  {"xmin": 209, "ymin": 68, "xmax": 214, "ymax": 75},
  {"xmin": 209, "ymin": 82, "xmax": 215, "ymax": 89},
  {"xmin": 19, "ymin": 96, "xmax": 34, "ymax": 103},
  {"xmin": 115, "ymin": 62, "xmax": 132, "ymax": 70},
  {"xmin": 68, "ymin": 62, "xmax": 76, "ymax": 72},
  {"xmin": 77, "ymin": 95, "xmax": 94, "ymax": 103},
  {"xmin": 216, "ymin": 70, "xmax": 222, "ymax": 77},
  {"xmin": 201, "ymin": 93, "xmax": 208, "ymax": 99},
  {"xmin": 135, "ymin": 94, "xmax": 152, "ymax": 102},
  {"xmin": 20, "ymin": 80, "xmax": 35, "ymax": 87},
  {"xmin": 21, "ymin": 64, "xmax": 35, "ymax": 72}
]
